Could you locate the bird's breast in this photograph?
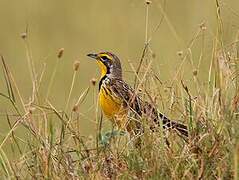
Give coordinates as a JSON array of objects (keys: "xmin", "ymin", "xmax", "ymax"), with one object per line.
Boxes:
[{"xmin": 98, "ymin": 85, "xmax": 125, "ymax": 119}]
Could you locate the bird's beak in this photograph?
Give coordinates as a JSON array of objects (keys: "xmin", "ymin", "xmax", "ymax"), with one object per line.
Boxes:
[{"xmin": 87, "ymin": 53, "xmax": 98, "ymax": 60}]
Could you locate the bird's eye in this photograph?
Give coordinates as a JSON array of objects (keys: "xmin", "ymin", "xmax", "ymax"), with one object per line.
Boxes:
[{"xmin": 101, "ymin": 56, "xmax": 109, "ymax": 61}]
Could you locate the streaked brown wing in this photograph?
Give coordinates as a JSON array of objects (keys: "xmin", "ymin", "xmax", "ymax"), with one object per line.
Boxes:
[{"xmin": 109, "ymin": 78, "xmax": 188, "ymax": 137}]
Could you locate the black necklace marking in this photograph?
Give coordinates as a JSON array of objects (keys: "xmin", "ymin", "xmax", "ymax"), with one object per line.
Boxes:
[
  {"xmin": 98, "ymin": 61, "xmax": 111, "ymax": 91},
  {"xmin": 99, "ymin": 76, "xmax": 107, "ymax": 91}
]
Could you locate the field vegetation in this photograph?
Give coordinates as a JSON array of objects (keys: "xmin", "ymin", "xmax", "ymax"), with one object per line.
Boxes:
[{"xmin": 0, "ymin": 0, "xmax": 239, "ymax": 179}]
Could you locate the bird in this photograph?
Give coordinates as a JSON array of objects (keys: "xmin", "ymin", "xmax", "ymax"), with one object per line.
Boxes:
[{"xmin": 87, "ymin": 52, "xmax": 188, "ymax": 138}]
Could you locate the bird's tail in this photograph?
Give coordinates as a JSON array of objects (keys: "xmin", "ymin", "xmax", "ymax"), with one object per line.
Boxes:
[
  {"xmin": 171, "ymin": 121, "xmax": 188, "ymax": 137},
  {"xmin": 133, "ymin": 100, "xmax": 189, "ymax": 137},
  {"xmin": 158, "ymin": 113, "xmax": 188, "ymax": 137}
]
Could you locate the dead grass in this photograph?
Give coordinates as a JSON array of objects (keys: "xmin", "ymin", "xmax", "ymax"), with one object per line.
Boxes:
[{"xmin": 0, "ymin": 1, "xmax": 239, "ymax": 179}]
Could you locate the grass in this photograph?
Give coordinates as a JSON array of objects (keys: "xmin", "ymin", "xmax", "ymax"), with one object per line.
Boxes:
[{"xmin": 0, "ymin": 1, "xmax": 239, "ymax": 179}]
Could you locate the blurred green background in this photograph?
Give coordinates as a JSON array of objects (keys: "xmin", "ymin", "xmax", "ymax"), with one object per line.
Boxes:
[{"xmin": 0, "ymin": 0, "xmax": 238, "ymax": 137}]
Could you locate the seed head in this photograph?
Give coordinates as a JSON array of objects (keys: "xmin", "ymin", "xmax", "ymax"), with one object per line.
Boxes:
[
  {"xmin": 72, "ymin": 104, "xmax": 79, "ymax": 112},
  {"xmin": 73, "ymin": 61, "xmax": 80, "ymax": 71},
  {"xmin": 145, "ymin": 0, "xmax": 152, "ymax": 5},
  {"xmin": 200, "ymin": 23, "xmax": 206, "ymax": 31},
  {"xmin": 57, "ymin": 48, "xmax": 64, "ymax": 58},
  {"xmin": 193, "ymin": 69, "xmax": 198, "ymax": 76},
  {"xmin": 20, "ymin": 32, "xmax": 27, "ymax": 39},
  {"xmin": 90, "ymin": 78, "xmax": 97, "ymax": 86},
  {"xmin": 177, "ymin": 51, "xmax": 183, "ymax": 57}
]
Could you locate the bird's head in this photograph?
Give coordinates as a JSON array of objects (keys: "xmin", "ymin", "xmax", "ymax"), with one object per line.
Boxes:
[{"xmin": 87, "ymin": 52, "xmax": 122, "ymax": 79}]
